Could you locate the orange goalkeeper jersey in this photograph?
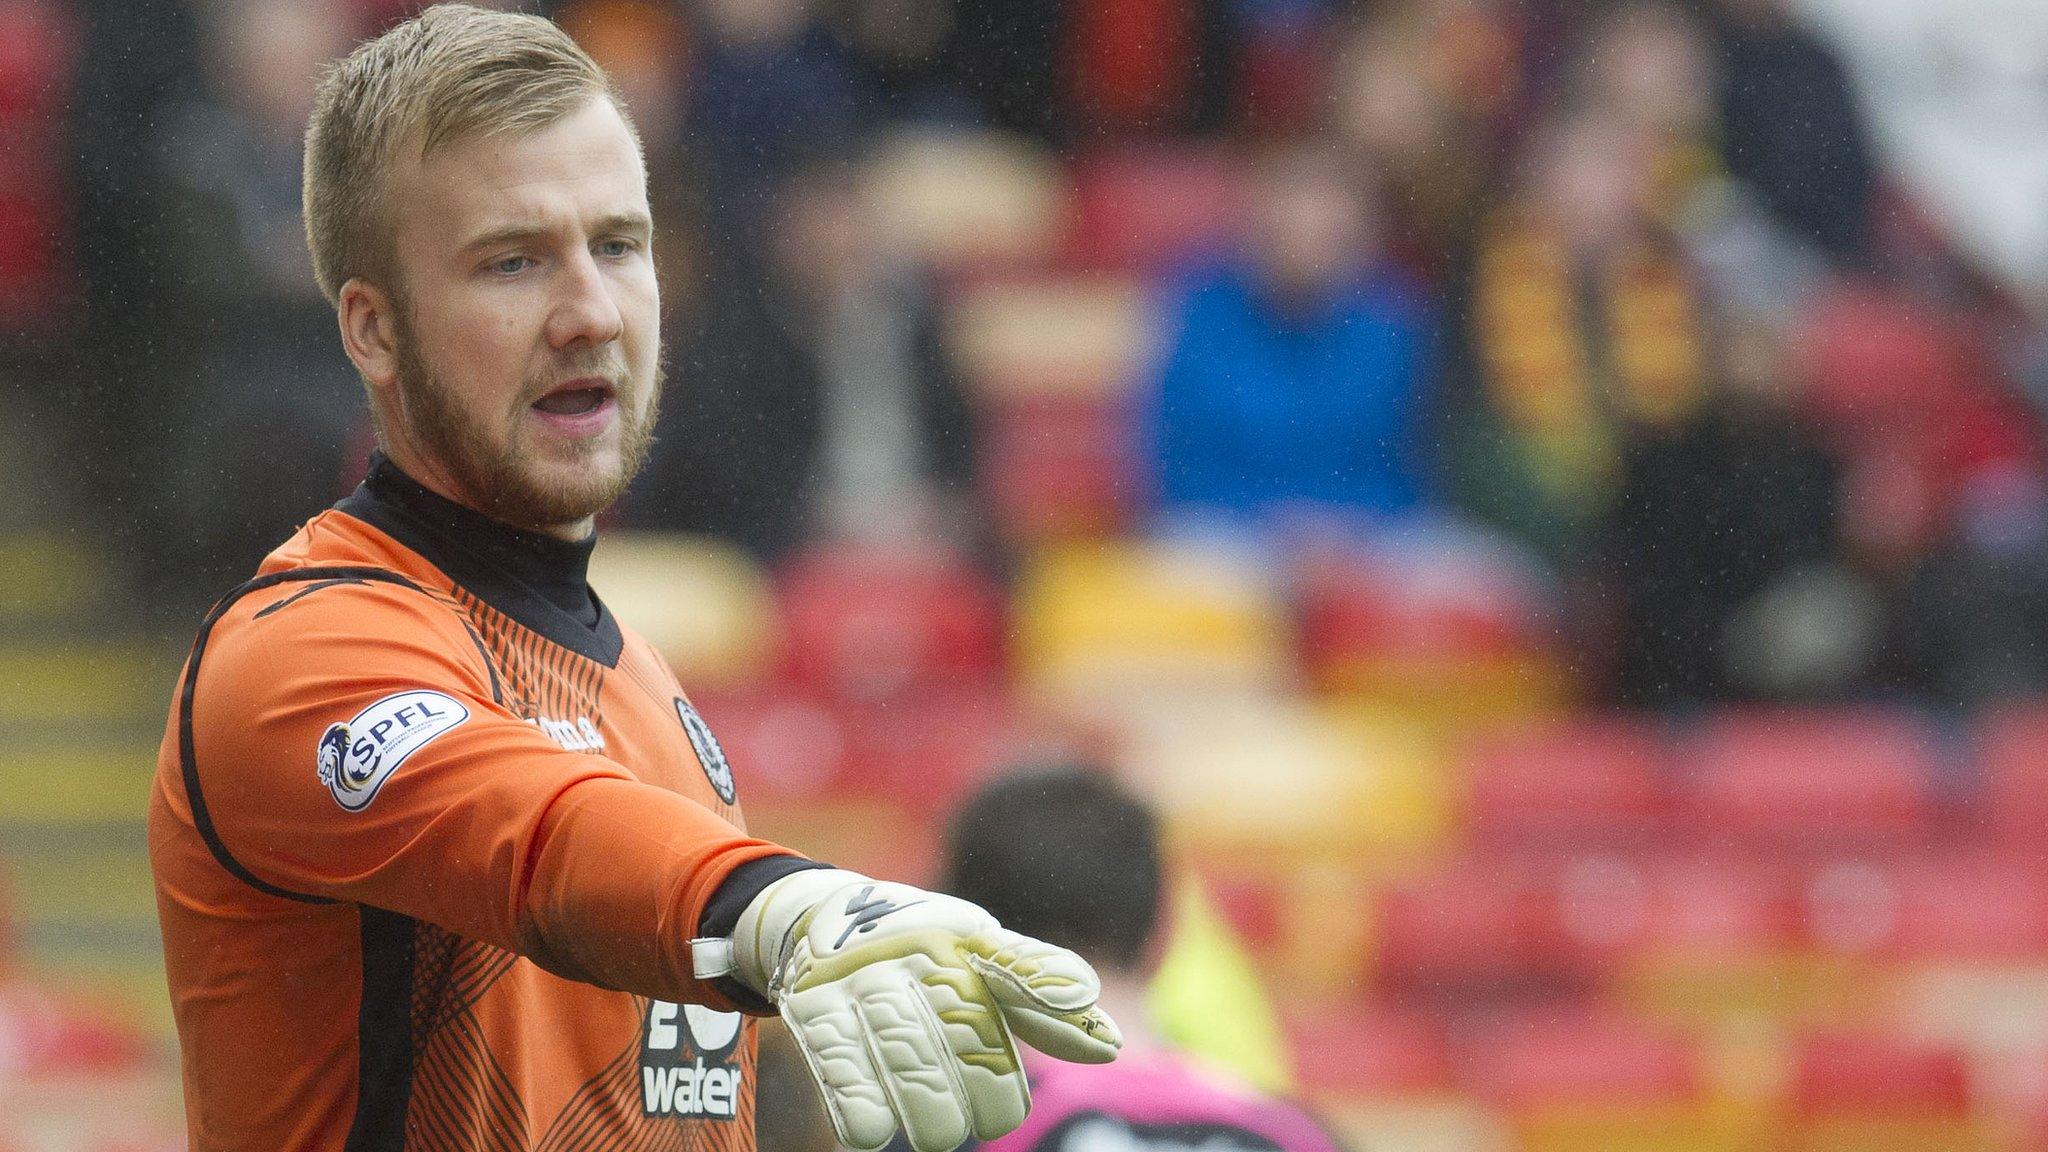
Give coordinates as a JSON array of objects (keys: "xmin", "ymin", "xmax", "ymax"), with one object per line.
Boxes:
[{"xmin": 150, "ymin": 455, "xmax": 814, "ymax": 1152}]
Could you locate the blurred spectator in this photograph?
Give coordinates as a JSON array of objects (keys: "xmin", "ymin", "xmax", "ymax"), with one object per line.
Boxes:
[
  {"xmin": 1576, "ymin": 1, "xmax": 1720, "ymax": 225},
  {"xmin": 825, "ymin": 0, "xmax": 970, "ymax": 123},
  {"xmin": 632, "ymin": 148, "xmax": 979, "ymax": 558},
  {"xmin": 157, "ymin": 0, "xmax": 363, "ymax": 587},
  {"xmin": 1440, "ymin": 107, "xmax": 1708, "ymax": 565},
  {"xmin": 943, "ymin": 0, "xmax": 1062, "ymax": 143},
  {"xmin": 1146, "ymin": 136, "xmax": 1436, "ymax": 529},
  {"xmin": 65, "ymin": 0, "xmax": 206, "ymax": 591},
  {"xmin": 1326, "ymin": 2, "xmax": 1516, "ymax": 285},
  {"xmin": 559, "ymin": 0, "xmax": 691, "ymax": 167},
  {"xmin": 952, "ymin": 0, "xmax": 1242, "ymax": 147},
  {"xmin": 927, "ymin": 765, "xmax": 1347, "ymax": 1152},
  {"xmin": 1601, "ymin": 313, "xmax": 1866, "ymax": 706},
  {"xmin": 558, "ymin": 0, "xmax": 705, "ymax": 336},
  {"xmin": 686, "ymin": 0, "xmax": 874, "ymax": 256},
  {"xmin": 1064, "ymin": 0, "xmax": 1240, "ymax": 140},
  {"xmin": 1707, "ymin": 0, "xmax": 1876, "ymax": 260},
  {"xmin": 1230, "ymin": 0, "xmax": 1335, "ymax": 133},
  {"xmin": 1567, "ymin": 3, "xmax": 1833, "ymax": 329}
]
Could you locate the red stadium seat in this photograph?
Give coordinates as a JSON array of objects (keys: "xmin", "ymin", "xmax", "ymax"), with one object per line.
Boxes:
[
  {"xmin": 1286, "ymin": 999, "xmax": 1454, "ymax": 1099},
  {"xmin": 1537, "ymin": 852, "xmax": 1656, "ymax": 964},
  {"xmin": 1790, "ymin": 1031, "xmax": 1971, "ymax": 1117},
  {"xmin": 775, "ymin": 541, "xmax": 1005, "ymax": 703},
  {"xmin": 694, "ymin": 682, "xmax": 1040, "ymax": 818},
  {"xmin": 1063, "ymin": 0, "xmax": 1199, "ymax": 134},
  {"xmin": 1296, "ymin": 539, "xmax": 1565, "ymax": 732},
  {"xmin": 0, "ymin": 0, "xmax": 71, "ymax": 124},
  {"xmin": 687, "ymin": 687, "xmax": 859, "ymax": 806},
  {"xmin": 1524, "ymin": 849, "xmax": 1803, "ymax": 969},
  {"xmin": 1798, "ymin": 285, "xmax": 2035, "ymax": 560},
  {"xmin": 839, "ymin": 684, "xmax": 1037, "ymax": 816},
  {"xmin": 1297, "ymin": 544, "xmax": 1551, "ymax": 673},
  {"xmin": 1374, "ymin": 853, "xmax": 1588, "ymax": 1001},
  {"xmin": 1629, "ymin": 851, "xmax": 1801, "ymax": 961},
  {"xmin": 1674, "ymin": 708, "xmax": 1939, "ymax": 848},
  {"xmin": 1798, "ymin": 285, "xmax": 1975, "ymax": 441},
  {"xmin": 1797, "ymin": 850, "xmax": 2048, "ymax": 960},
  {"xmin": 1889, "ymin": 850, "xmax": 2048, "ymax": 960},
  {"xmin": 0, "ymin": 0, "xmax": 75, "ymax": 326},
  {"xmin": 1460, "ymin": 718, "xmax": 1669, "ymax": 847},
  {"xmin": 981, "ymin": 394, "xmax": 1140, "ymax": 541},
  {"xmin": 1977, "ymin": 702, "xmax": 2048, "ymax": 843},
  {"xmin": 690, "ymin": 687, "xmax": 967, "ymax": 878},
  {"xmin": 1457, "ymin": 1008, "xmax": 1699, "ymax": 1109},
  {"xmin": 1065, "ymin": 146, "xmax": 1242, "ymax": 273}
]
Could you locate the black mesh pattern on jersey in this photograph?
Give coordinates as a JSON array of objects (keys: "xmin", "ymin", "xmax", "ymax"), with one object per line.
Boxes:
[
  {"xmin": 533, "ymin": 1028, "xmax": 676, "ymax": 1152},
  {"xmin": 401, "ymin": 926, "xmax": 529, "ymax": 1152}
]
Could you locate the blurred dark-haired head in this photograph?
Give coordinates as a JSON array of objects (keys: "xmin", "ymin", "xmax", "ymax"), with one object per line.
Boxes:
[{"xmin": 942, "ymin": 765, "xmax": 1163, "ymax": 973}]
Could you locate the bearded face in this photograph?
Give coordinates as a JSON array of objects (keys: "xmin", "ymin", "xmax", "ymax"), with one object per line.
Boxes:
[
  {"xmin": 388, "ymin": 296, "xmax": 661, "ymax": 533},
  {"xmin": 350, "ymin": 95, "xmax": 664, "ymax": 538}
]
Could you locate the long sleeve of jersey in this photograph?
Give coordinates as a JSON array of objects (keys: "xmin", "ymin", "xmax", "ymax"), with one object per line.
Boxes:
[{"xmin": 170, "ymin": 576, "xmax": 790, "ymax": 1012}]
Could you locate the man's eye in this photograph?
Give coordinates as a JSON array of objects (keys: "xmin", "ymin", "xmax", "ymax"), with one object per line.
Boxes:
[
  {"xmin": 492, "ymin": 255, "xmax": 531, "ymax": 275},
  {"xmin": 597, "ymin": 239, "xmax": 635, "ymax": 259}
]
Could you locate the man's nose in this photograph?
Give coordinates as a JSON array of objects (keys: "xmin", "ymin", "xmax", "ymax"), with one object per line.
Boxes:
[{"xmin": 546, "ymin": 248, "xmax": 625, "ymax": 351}]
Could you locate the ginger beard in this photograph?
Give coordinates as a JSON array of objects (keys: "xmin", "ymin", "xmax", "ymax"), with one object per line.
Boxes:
[{"xmin": 387, "ymin": 298, "xmax": 661, "ymax": 533}]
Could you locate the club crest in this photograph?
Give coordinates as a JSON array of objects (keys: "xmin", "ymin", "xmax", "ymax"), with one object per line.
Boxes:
[{"xmin": 674, "ymin": 698, "xmax": 736, "ymax": 805}]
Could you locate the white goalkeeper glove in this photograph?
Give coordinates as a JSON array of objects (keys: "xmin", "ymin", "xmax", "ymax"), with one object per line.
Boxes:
[{"xmin": 695, "ymin": 868, "xmax": 1121, "ymax": 1151}]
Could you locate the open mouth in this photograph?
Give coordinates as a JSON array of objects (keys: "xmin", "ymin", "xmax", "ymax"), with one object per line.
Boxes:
[{"xmin": 532, "ymin": 380, "xmax": 615, "ymax": 417}]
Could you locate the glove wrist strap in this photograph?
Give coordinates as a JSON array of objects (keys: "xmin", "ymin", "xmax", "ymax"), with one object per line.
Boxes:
[
  {"xmin": 689, "ymin": 937, "xmax": 736, "ymax": 980},
  {"xmin": 713, "ymin": 867, "xmax": 870, "ymax": 996}
]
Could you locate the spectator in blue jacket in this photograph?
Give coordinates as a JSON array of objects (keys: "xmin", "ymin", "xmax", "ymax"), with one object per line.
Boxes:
[{"xmin": 1147, "ymin": 137, "xmax": 1436, "ymax": 530}]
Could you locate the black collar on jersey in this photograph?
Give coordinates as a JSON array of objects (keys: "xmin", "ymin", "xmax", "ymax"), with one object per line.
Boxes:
[{"xmin": 335, "ymin": 453, "xmax": 625, "ymax": 667}]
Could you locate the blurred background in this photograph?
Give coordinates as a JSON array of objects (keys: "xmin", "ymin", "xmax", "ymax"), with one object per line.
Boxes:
[{"xmin": 8, "ymin": 0, "xmax": 2048, "ymax": 1147}]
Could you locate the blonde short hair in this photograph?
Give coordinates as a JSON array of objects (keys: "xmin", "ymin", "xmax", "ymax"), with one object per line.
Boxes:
[{"xmin": 302, "ymin": 3, "xmax": 633, "ymax": 305}]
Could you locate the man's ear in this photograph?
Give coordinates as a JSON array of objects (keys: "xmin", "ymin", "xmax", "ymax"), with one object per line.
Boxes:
[{"xmin": 338, "ymin": 277, "xmax": 402, "ymax": 397}]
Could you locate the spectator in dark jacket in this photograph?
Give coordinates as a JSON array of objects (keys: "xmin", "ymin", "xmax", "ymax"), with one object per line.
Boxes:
[
  {"xmin": 1602, "ymin": 315, "xmax": 1862, "ymax": 706},
  {"xmin": 159, "ymin": 0, "xmax": 363, "ymax": 587},
  {"xmin": 1710, "ymin": 0, "xmax": 1877, "ymax": 260},
  {"xmin": 632, "ymin": 150, "xmax": 978, "ymax": 559},
  {"xmin": 686, "ymin": 0, "xmax": 875, "ymax": 259}
]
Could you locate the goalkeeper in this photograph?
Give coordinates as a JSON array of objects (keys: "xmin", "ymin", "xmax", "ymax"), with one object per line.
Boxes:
[{"xmin": 146, "ymin": 7, "xmax": 1115, "ymax": 1152}]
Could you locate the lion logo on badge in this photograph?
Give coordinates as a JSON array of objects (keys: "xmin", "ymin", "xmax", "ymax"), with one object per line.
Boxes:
[{"xmin": 317, "ymin": 724, "xmax": 354, "ymax": 787}]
